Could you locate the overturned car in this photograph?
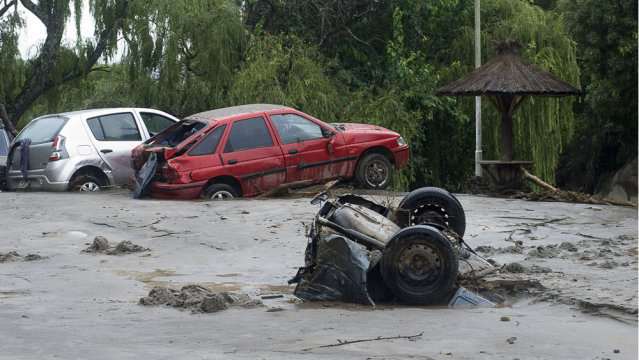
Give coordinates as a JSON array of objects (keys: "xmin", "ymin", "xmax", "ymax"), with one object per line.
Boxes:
[{"xmin": 290, "ymin": 187, "xmax": 498, "ymax": 307}]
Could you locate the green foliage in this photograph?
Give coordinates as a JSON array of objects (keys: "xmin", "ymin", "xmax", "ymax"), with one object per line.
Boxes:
[
  {"xmin": 122, "ymin": 0, "xmax": 245, "ymax": 117},
  {"xmin": 227, "ymin": 35, "xmax": 342, "ymax": 121},
  {"xmin": 0, "ymin": 11, "xmax": 24, "ymax": 104},
  {"xmin": 555, "ymin": 0, "xmax": 638, "ymax": 192}
]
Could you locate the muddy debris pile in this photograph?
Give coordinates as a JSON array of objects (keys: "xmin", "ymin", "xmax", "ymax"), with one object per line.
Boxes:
[
  {"xmin": 0, "ymin": 251, "xmax": 46, "ymax": 263},
  {"xmin": 139, "ymin": 285, "xmax": 264, "ymax": 313},
  {"xmin": 82, "ymin": 236, "xmax": 150, "ymax": 255}
]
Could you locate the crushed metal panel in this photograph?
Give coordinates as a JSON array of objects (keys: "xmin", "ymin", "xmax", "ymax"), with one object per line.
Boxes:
[
  {"xmin": 133, "ymin": 152, "xmax": 157, "ymax": 199},
  {"xmin": 294, "ymin": 235, "xmax": 374, "ymax": 305},
  {"xmin": 448, "ymin": 287, "xmax": 498, "ymax": 309}
]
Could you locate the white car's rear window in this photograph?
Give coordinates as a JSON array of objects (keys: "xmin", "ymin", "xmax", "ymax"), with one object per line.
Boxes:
[{"xmin": 16, "ymin": 116, "xmax": 67, "ymax": 144}]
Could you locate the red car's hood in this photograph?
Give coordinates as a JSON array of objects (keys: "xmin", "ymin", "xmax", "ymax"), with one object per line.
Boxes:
[{"xmin": 331, "ymin": 123, "xmax": 399, "ymax": 143}]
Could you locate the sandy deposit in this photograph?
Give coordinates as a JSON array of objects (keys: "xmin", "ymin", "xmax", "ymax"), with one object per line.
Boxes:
[{"xmin": 0, "ymin": 189, "xmax": 636, "ymax": 359}]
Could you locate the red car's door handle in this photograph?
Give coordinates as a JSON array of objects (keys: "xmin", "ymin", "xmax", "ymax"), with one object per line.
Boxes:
[
  {"xmin": 227, "ymin": 159, "xmax": 238, "ymax": 165},
  {"xmin": 288, "ymin": 149, "xmax": 298, "ymax": 154}
]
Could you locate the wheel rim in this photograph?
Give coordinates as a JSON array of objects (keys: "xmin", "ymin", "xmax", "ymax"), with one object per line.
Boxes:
[
  {"xmin": 410, "ymin": 203, "xmax": 450, "ymax": 228},
  {"xmin": 210, "ymin": 190, "xmax": 234, "ymax": 200},
  {"xmin": 79, "ymin": 182, "xmax": 101, "ymax": 192},
  {"xmin": 364, "ymin": 160, "xmax": 389, "ymax": 187},
  {"xmin": 397, "ymin": 242, "xmax": 442, "ymax": 287}
]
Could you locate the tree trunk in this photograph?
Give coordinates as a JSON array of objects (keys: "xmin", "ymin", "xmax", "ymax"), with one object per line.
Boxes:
[
  {"xmin": 500, "ymin": 115, "xmax": 513, "ymax": 161},
  {"xmin": 0, "ymin": 104, "xmax": 18, "ymax": 136}
]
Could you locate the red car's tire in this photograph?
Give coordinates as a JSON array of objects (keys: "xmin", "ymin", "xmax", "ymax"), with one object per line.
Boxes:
[
  {"xmin": 202, "ymin": 183, "xmax": 238, "ymax": 200},
  {"xmin": 355, "ymin": 153, "xmax": 394, "ymax": 190}
]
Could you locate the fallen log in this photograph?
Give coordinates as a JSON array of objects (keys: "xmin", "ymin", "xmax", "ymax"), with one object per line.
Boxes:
[{"xmin": 520, "ymin": 166, "xmax": 558, "ymax": 192}]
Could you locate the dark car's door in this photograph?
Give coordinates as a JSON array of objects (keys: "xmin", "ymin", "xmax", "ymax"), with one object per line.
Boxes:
[
  {"xmin": 219, "ymin": 116, "xmax": 286, "ymax": 196},
  {"xmin": 268, "ymin": 113, "xmax": 351, "ymax": 183}
]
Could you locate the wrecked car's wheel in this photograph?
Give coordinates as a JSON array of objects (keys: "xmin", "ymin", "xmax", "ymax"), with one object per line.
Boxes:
[
  {"xmin": 380, "ymin": 226, "xmax": 458, "ymax": 305},
  {"xmin": 202, "ymin": 183, "xmax": 237, "ymax": 200},
  {"xmin": 355, "ymin": 153, "xmax": 394, "ymax": 190},
  {"xmin": 398, "ymin": 187, "xmax": 466, "ymax": 237},
  {"xmin": 70, "ymin": 175, "xmax": 104, "ymax": 192}
]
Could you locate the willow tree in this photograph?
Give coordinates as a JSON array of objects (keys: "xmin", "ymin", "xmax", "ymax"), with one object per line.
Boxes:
[
  {"xmin": 0, "ymin": 0, "xmax": 130, "ymax": 133},
  {"xmin": 120, "ymin": 0, "xmax": 245, "ymax": 118},
  {"xmin": 444, "ymin": 0, "xmax": 580, "ymax": 183}
]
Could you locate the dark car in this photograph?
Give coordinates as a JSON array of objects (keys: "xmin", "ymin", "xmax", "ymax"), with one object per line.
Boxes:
[{"xmin": 132, "ymin": 104, "xmax": 411, "ymax": 200}]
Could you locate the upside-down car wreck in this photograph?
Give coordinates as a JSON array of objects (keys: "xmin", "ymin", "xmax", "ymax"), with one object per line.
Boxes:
[{"xmin": 290, "ymin": 187, "xmax": 502, "ymax": 307}]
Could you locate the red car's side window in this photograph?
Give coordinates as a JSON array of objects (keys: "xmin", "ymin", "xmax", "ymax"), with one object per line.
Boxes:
[
  {"xmin": 223, "ymin": 117, "xmax": 274, "ymax": 153},
  {"xmin": 270, "ymin": 113, "xmax": 325, "ymax": 144},
  {"xmin": 189, "ymin": 124, "xmax": 227, "ymax": 156}
]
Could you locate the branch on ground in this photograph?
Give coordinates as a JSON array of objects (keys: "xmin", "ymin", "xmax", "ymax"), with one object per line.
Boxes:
[{"xmin": 302, "ymin": 332, "xmax": 423, "ymax": 351}]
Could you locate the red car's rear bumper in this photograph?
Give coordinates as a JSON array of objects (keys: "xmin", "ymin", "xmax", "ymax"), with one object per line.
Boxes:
[
  {"xmin": 393, "ymin": 146, "xmax": 411, "ymax": 169},
  {"xmin": 150, "ymin": 180, "xmax": 207, "ymax": 200}
]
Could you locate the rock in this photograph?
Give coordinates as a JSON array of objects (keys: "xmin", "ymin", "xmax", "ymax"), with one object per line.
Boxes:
[
  {"xmin": 83, "ymin": 236, "xmax": 110, "ymax": 252},
  {"xmin": 0, "ymin": 251, "xmax": 46, "ymax": 263},
  {"xmin": 107, "ymin": 241, "xmax": 149, "ymax": 255},
  {"xmin": 506, "ymin": 337, "xmax": 517, "ymax": 344},
  {"xmin": 503, "ymin": 263, "xmax": 526, "ymax": 273},
  {"xmin": 140, "ymin": 285, "xmax": 263, "ymax": 313},
  {"xmin": 527, "ymin": 245, "xmax": 560, "ymax": 259},
  {"xmin": 613, "ymin": 349, "xmax": 620, "ymax": 354},
  {"xmin": 201, "ymin": 294, "xmax": 229, "ymax": 313},
  {"xmin": 139, "ymin": 287, "xmax": 178, "ymax": 306},
  {"xmin": 559, "ymin": 242, "xmax": 578, "ymax": 252},
  {"xmin": 596, "ymin": 156, "xmax": 637, "ymax": 203},
  {"xmin": 83, "ymin": 237, "xmax": 150, "ymax": 255},
  {"xmin": 599, "ymin": 260, "xmax": 618, "ymax": 269},
  {"xmin": 266, "ymin": 307, "xmax": 285, "ymax": 312},
  {"xmin": 500, "ymin": 316, "xmax": 510, "ymax": 322}
]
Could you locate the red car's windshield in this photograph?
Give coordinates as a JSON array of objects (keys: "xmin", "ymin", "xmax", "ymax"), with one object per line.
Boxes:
[{"xmin": 148, "ymin": 120, "xmax": 207, "ymax": 147}]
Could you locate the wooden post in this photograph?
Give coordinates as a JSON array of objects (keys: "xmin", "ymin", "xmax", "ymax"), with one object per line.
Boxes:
[{"xmin": 500, "ymin": 115, "xmax": 513, "ymax": 161}]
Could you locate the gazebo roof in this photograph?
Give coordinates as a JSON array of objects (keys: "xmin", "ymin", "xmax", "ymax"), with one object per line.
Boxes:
[{"xmin": 435, "ymin": 40, "xmax": 580, "ymax": 97}]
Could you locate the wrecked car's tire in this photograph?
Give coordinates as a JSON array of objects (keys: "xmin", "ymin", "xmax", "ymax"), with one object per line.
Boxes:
[
  {"xmin": 380, "ymin": 225, "xmax": 458, "ymax": 305},
  {"xmin": 70, "ymin": 175, "xmax": 104, "ymax": 192},
  {"xmin": 398, "ymin": 187, "xmax": 466, "ymax": 237},
  {"xmin": 355, "ymin": 153, "xmax": 393, "ymax": 190},
  {"xmin": 202, "ymin": 183, "xmax": 237, "ymax": 200}
]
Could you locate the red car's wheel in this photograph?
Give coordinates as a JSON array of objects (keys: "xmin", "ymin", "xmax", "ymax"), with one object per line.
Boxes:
[
  {"xmin": 202, "ymin": 183, "xmax": 237, "ymax": 200},
  {"xmin": 355, "ymin": 153, "xmax": 394, "ymax": 190}
]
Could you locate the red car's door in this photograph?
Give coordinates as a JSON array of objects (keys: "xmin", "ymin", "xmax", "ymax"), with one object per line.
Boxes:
[
  {"xmin": 268, "ymin": 112, "xmax": 352, "ymax": 183},
  {"xmin": 219, "ymin": 115, "xmax": 286, "ymax": 196}
]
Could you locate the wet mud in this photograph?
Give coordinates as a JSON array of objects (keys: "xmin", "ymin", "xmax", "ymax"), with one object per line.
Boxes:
[{"xmin": 139, "ymin": 285, "xmax": 264, "ymax": 313}]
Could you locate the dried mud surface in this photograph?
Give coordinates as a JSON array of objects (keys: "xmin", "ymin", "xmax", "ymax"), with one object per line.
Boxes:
[{"xmin": 0, "ymin": 190, "xmax": 636, "ymax": 359}]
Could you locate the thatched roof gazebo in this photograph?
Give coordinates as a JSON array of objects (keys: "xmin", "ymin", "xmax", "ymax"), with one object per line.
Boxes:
[{"xmin": 436, "ymin": 40, "xmax": 580, "ymax": 187}]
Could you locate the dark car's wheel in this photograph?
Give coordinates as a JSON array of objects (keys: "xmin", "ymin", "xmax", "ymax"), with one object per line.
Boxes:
[
  {"xmin": 380, "ymin": 226, "xmax": 458, "ymax": 305},
  {"xmin": 202, "ymin": 183, "xmax": 237, "ymax": 200},
  {"xmin": 70, "ymin": 174, "xmax": 104, "ymax": 192},
  {"xmin": 398, "ymin": 187, "xmax": 466, "ymax": 237},
  {"xmin": 355, "ymin": 153, "xmax": 394, "ymax": 190}
]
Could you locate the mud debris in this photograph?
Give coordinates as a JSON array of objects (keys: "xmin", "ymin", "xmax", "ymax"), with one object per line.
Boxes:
[
  {"xmin": 526, "ymin": 245, "xmax": 560, "ymax": 259},
  {"xmin": 139, "ymin": 285, "xmax": 264, "ymax": 313},
  {"xmin": 82, "ymin": 236, "xmax": 150, "ymax": 255},
  {"xmin": 0, "ymin": 251, "xmax": 46, "ymax": 263}
]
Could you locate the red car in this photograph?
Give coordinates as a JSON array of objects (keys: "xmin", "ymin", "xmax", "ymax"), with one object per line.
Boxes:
[{"xmin": 132, "ymin": 104, "xmax": 410, "ymax": 199}]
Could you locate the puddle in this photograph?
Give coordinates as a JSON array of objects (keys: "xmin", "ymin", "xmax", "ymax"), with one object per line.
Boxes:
[
  {"xmin": 112, "ymin": 269, "xmax": 243, "ymax": 291},
  {"xmin": 42, "ymin": 230, "xmax": 88, "ymax": 238},
  {"xmin": 261, "ymin": 284, "xmax": 294, "ymax": 294},
  {"xmin": 0, "ymin": 290, "xmax": 29, "ymax": 299}
]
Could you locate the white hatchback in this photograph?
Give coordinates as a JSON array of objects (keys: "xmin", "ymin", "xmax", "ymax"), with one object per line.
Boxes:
[{"xmin": 6, "ymin": 108, "xmax": 178, "ymax": 191}]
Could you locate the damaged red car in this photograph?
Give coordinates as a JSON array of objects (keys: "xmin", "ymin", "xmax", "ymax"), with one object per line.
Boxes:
[{"xmin": 131, "ymin": 104, "xmax": 410, "ymax": 199}]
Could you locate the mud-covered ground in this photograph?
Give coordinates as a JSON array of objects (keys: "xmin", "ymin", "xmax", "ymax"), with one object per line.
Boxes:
[{"xmin": 0, "ymin": 189, "xmax": 637, "ymax": 359}]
